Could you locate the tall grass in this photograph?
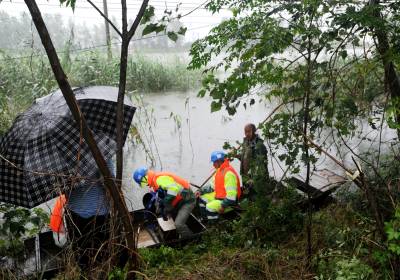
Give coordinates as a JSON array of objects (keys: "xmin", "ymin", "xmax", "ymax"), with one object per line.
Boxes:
[
  {"xmin": 67, "ymin": 51, "xmax": 200, "ymax": 92},
  {"xmin": 0, "ymin": 50, "xmax": 200, "ymax": 134},
  {"xmin": 0, "ymin": 52, "xmax": 57, "ymax": 133}
]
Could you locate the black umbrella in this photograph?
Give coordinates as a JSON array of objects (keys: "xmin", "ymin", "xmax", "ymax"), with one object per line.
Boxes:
[{"xmin": 0, "ymin": 86, "xmax": 136, "ymax": 208}]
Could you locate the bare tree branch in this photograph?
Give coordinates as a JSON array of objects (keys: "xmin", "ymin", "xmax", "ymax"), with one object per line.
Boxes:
[
  {"xmin": 127, "ymin": 0, "xmax": 149, "ymax": 41},
  {"xmin": 261, "ymin": 97, "xmax": 302, "ymax": 124},
  {"xmin": 306, "ymin": 136, "xmax": 353, "ymax": 174},
  {"xmin": 177, "ymin": 0, "xmax": 209, "ymax": 19},
  {"xmin": 370, "ymin": 0, "xmax": 400, "ymax": 138},
  {"xmin": 87, "ymin": 0, "xmax": 122, "ymax": 37}
]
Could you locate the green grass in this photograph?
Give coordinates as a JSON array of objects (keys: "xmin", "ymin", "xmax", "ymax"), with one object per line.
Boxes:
[
  {"xmin": 68, "ymin": 52, "xmax": 200, "ymax": 92},
  {"xmin": 0, "ymin": 50, "xmax": 201, "ymax": 134}
]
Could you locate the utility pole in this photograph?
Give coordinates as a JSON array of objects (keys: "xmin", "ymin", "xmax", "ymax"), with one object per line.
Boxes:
[{"xmin": 103, "ymin": 0, "xmax": 112, "ymax": 60}]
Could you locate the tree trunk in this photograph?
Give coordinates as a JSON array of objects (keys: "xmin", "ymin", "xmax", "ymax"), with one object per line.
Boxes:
[
  {"xmin": 116, "ymin": 0, "xmax": 149, "ymax": 188},
  {"xmin": 116, "ymin": 0, "xmax": 128, "ymax": 188},
  {"xmin": 24, "ymin": 0, "xmax": 137, "ymax": 269},
  {"xmin": 368, "ymin": 2, "xmax": 400, "ymax": 277},
  {"xmin": 102, "ymin": 0, "xmax": 112, "ymax": 60},
  {"xmin": 114, "ymin": 0, "xmax": 149, "ymax": 275},
  {"xmin": 370, "ymin": 0, "xmax": 400, "ymax": 138},
  {"xmin": 355, "ymin": 177, "xmax": 386, "ymax": 239}
]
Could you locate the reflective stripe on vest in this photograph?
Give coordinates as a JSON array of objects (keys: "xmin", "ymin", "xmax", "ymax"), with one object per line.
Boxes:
[
  {"xmin": 148, "ymin": 171, "xmax": 189, "ymax": 207},
  {"xmin": 214, "ymin": 159, "xmax": 241, "ymax": 199}
]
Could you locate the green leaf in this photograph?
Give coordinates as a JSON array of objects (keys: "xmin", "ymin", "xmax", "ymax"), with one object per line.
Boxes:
[
  {"xmin": 30, "ymin": 216, "xmax": 42, "ymax": 226},
  {"xmin": 9, "ymin": 222, "xmax": 25, "ymax": 237},
  {"xmin": 226, "ymin": 105, "xmax": 236, "ymax": 115},
  {"xmin": 395, "ymin": 208, "xmax": 400, "ymax": 219},
  {"xmin": 178, "ymin": 27, "xmax": 187, "ymax": 35},
  {"xmin": 211, "ymin": 101, "xmax": 222, "ymax": 112},
  {"xmin": 142, "ymin": 23, "xmax": 158, "ymax": 36},
  {"xmin": 167, "ymin": 32, "xmax": 178, "ymax": 42},
  {"xmin": 59, "ymin": 0, "xmax": 76, "ymax": 10},
  {"xmin": 231, "ymin": 8, "xmax": 239, "ymax": 17},
  {"xmin": 155, "ymin": 24, "xmax": 166, "ymax": 34},
  {"xmin": 141, "ymin": 6, "xmax": 155, "ymax": 25},
  {"xmin": 198, "ymin": 89, "xmax": 206, "ymax": 97}
]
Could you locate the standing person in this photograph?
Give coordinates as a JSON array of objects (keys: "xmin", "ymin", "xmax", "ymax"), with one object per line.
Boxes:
[
  {"xmin": 132, "ymin": 167, "xmax": 196, "ymax": 238},
  {"xmin": 198, "ymin": 151, "xmax": 241, "ymax": 221},
  {"xmin": 240, "ymin": 123, "xmax": 269, "ymax": 196},
  {"xmin": 65, "ymin": 158, "xmax": 115, "ymax": 270}
]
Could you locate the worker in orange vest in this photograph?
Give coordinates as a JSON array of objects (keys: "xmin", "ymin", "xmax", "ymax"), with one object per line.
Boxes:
[
  {"xmin": 133, "ymin": 167, "xmax": 195, "ymax": 238},
  {"xmin": 198, "ymin": 151, "xmax": 241, "ymax": 221}
]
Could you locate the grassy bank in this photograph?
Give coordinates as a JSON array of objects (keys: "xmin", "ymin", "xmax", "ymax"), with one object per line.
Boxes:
[
  {"xmin": 134, "ymin": 173, "xmax": 400, "ymax": 280},
  {"xmin": 136, "ymin": 203, "xmax": 388, "ymax": 279}
]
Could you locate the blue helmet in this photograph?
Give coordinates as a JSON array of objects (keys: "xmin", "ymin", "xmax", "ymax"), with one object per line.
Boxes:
[
  {"xmin": 133, "ymin": 167, "xmax": 148, "ymax": 185},
  {"xmin": 210, "ymin": 150, "xmax": 226, "ymax": 163}
]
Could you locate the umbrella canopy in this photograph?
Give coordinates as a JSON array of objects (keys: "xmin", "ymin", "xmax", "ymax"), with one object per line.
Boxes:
[{"xmin": 0, "ymin": 86, "xmax": 136, "ymax": 208}]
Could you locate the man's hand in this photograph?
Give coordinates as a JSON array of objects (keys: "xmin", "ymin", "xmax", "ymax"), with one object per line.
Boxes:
[
  {"xmin": 219, "ymin": 206, "xmax": 225, "ymax": 214},
  {"xmin": 195, "ymin": 191, "xmax": 201, "ymax": 198}
]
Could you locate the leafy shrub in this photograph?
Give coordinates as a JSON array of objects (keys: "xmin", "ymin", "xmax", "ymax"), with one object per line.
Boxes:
[
  {"xmin": 108, "ymin": 266, "xmax": 128, "ymax": 280},
  {"xmin": 0, "ymin": 203, "xmax": 49, "ymax": 260},
  {"xmin": 336, "ymin": 257, "xmax": 373, "ymax": 280},
  {"xmin": 385, "ymin": 207, "xmax": 400, "ymax": 256},
  {"xmin": 315, "ymin": 253, "xmax": 373, "ymax": 280},
  {"xmin": 139, "ymin": 245, "xmax": 190, "ymax": 271},
  {"xmin": 230, "ymin": 184, "xmax": 304, "ymax": 247}
]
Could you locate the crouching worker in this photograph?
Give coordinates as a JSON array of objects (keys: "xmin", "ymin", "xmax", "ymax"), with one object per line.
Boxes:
[
  {"xmin": 133, "ymin": 167, "xmax": 196, "ymax": 238},
  {"xmin": 198, "ymin": 151, "xmax": 241, "ymax": 221}
]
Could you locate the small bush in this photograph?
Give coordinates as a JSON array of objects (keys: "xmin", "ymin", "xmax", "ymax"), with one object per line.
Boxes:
[
  {"xmin": 385, "ymin": 207, "xmax": 400, "ymax": 256},
  {"xmin": 315, "ymin": 253, "xmax": 373, "ymax": 280},
  {"xmin": 0, "ymin": 204, "xmax": 48, "ymax": 259},
  {"xmin": 231, "ymin": 184, "xmax": 305, "ymax": 247}
]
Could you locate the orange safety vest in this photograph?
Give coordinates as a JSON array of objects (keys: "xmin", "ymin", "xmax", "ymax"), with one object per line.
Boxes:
[
  {"xmin": 147, "ymin": 171, "xmax": 190, "ymax": 207},
  {"xmin": 215, "ymin": 159, "xmax": 241, "ymax": 200},
  {"xmin": 49, "ymin": 195, "xmax": 66, "ymax": 233}
]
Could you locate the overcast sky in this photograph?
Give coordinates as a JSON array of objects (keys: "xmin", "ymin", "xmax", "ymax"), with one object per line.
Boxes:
[{"xmin": 0, "ymin": 0, "xmax": 232, "ymax": 41}]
